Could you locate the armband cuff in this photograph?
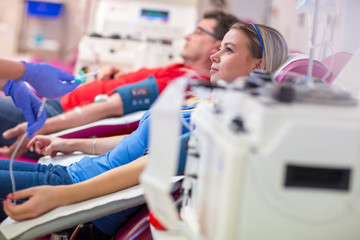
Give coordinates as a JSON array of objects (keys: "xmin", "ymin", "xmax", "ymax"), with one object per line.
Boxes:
[{"xmin": 114, "ymin": 75, "xmax": 159, "ymax": 114}]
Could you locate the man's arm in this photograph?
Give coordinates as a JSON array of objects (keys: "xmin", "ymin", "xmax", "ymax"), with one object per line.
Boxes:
[
  {"xmin": 0, "ymin": 93, "xmax": 125, "ymax": 158},
  {"xmin": 1, "ymin": 75, "xmax": 160, "ymax": 158},
  {"xmin": 42, "ymin": 93, "xmax": 125, "ymax": 134}
]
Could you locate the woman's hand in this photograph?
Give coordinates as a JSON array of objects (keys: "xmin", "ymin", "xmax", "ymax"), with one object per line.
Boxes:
[
  {"xmin": 97, "ymin": 65, "xmax": 125, "ymax": 80},
  {"xmin": 0, "ymin": 122, "xmax": 29, "ymax": 158},
  {"xmin": 27, "ymin": 135, "xmax": 73, "ymax": 157},
  {"xmin": 3, "ymin": 186, "xmax": 64, "ymax": 220}
]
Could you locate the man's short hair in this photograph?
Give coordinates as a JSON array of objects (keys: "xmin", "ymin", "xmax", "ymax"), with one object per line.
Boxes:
[{"xmin": 203, "ymin": 11, "xmax": 240, "ymax": 40}]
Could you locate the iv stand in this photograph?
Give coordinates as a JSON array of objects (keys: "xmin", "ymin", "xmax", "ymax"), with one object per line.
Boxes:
[{"xmin": 307, "ymin": 0, "xmax": 320, "ymax": 84}]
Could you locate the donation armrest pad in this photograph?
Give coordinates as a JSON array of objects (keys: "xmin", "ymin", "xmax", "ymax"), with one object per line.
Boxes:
[
  {"xmin": 0, "ymin": 176, "xmax": 183, "ymax": 240},
  {"xmin": 52, "ymin": 111, "xmax": 146, "ymax": 138}
]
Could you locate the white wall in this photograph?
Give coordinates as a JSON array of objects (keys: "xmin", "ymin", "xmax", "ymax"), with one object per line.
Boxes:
[
  {"xmin": 0, "ymin": 0, "xmax": 23, "ymax": 57},
  {"xmin": 229, "ymin": 0, "xmax": 271, "ymax": 24},
  {"xmin": 340, "ymin": 0, "xmax": 360, "ymax": 53},
  {"xmin": 218, "ymin": 0, "xmax": 360, "ymax": 56}
]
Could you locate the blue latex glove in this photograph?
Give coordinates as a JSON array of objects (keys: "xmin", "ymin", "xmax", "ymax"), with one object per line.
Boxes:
[
  {"xmin": 4, "ymin": 80, "xmax": 46, "ymax": 138},
  {"xmin": 19, "ymin": 61, "xmax": 80, "ymax": 99}
]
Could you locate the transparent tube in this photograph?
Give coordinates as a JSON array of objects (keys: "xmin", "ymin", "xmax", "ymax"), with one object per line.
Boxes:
[{"xmin": 9, "ymin": 97, "xmax": 47, "ymax": 199}]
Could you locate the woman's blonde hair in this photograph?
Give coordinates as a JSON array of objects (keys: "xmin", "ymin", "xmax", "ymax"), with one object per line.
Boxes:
[{"xmin": 230, "ymin": 22, "xmax": 288, "ymax": 73}]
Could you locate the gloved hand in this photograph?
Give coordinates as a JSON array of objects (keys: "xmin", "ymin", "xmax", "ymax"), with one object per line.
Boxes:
[
  {"xmin": 4, "ymin": 80, "xmax": 46, "ymax": 138},
  {"xmin": 19, "ymin": 61, "xmax": 80, "ymax": 99}
]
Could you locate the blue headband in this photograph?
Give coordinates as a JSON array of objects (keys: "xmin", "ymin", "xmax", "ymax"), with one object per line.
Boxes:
[{"xmin": 249, "ymin": 23, "xmax": 263, "ymax": 57}]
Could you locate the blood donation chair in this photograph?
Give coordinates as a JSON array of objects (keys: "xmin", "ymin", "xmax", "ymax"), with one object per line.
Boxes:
[
  {"xmin": 0, "ymin": 182, "xmax": 147, "ymax": 240},
  {"xmin": 321, "ymin": 51, "xmax": 353, "ymax": 79},
  {"xmin": 274, "ymin": 53, "xmax": 335, "ymax": 83},
  {"xmin": 51, "ymin": 110, "xmax": 146, "ymax": 139},
  {"xmin": 0, "ymin": 110, "xmax": 146, "ymax": 164},
  {"xmin": 0, "ymin": 173, "xmax": 182, "ymax": 240}
]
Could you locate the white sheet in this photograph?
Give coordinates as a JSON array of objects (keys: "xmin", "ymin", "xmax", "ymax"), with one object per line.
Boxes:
[{"xmin": 38, "ymin": 152, "xmax": 95, "ymax": 166}]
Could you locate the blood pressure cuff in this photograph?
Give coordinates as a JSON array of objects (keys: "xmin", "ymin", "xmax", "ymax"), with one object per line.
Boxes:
[{"xmin": 114, "ymin": 75, "xmax": 159, "ymax": 115}]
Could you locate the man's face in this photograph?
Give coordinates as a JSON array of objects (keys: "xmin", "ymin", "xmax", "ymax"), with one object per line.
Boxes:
[{"xmin": 181, "ymin": 18, "xmax": 220, "ymax": 64}]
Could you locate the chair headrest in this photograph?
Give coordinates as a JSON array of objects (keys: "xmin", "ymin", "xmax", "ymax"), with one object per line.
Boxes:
[{"xmin": 274, "ymin": 53, "xmax": 335, "ymax": 84}]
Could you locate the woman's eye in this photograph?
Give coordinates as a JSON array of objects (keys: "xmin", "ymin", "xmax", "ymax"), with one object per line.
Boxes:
[{"xmin": 225, "ymin": 47, "xmax": 233, "ymax": 53}]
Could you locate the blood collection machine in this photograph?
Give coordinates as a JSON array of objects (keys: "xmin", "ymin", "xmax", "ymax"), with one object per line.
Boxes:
[
  {"xmin": 141, "ymin": 68, "xmax": 360, "ymax": 239},
  {"xmin": 74, "ymin": 0, "xmax": 198, "ymax": 74}
]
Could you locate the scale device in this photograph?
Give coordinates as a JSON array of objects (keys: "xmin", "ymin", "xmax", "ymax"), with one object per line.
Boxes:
[{"xmin": 74, "ymin": 0, "xmax": 198, "ymax": 74}]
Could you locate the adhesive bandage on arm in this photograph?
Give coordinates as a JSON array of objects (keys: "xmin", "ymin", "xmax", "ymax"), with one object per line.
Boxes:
[
  {"xmin": 74, "ymin": 106, "xmax": 83, "ymax": 117},
  {"xmin": 93, "ymin": 137, "xmax": 96, "ymax": 155}
]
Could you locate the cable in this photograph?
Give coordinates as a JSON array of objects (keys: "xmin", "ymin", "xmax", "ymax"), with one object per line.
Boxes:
[
  {"xmin": 122, "ymin": 216, "xmax": 149, "ymax": 240},
  {"xmin": 69, "ymin": 224, "xmax": 83, "ymax": 240}
]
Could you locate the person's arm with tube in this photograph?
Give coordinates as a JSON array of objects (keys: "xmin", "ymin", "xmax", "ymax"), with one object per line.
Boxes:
[
  {"xmin": 0, "ymin": 93, "xmax": 125, "ymax": 158},
  {"xmin": 1, "ymin": 76, "xmax": 159, "ymax": 158},
  {"xmin": 3, "ymin": 111, "xmax": 191, "ymax": 220},
  {"xmin": 3, "ymin": 155, "xmax": 148, "ymax": 220},
  {"xmin": 3, "ymin": 132, "xmax": 190, "ymax": 220}
]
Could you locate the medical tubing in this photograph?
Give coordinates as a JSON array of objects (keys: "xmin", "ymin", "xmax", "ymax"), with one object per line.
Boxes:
[
  {"xmin": 318, "ymin": 42, "xmax": 335, "ymax": 83},
  {"xmin": 75, "ymin": 70, "xmax": 100, "ymax": 83},
  {"xmin": 9, "ymin": 132, "xmax": 27, "ymax": 195},
  {"xmin": 81, "ymin": 70, "xmax": 99, "ymax": 79},
  {"xmin": 179, "ymin": 112, "xmax": 194, "ymax": 133},
  {"xmin": 9, "ymin": 97, "xmax": 47, "ymax": 197},
  {"xmin": 37, "ymin": 97, "xmax": 47, "ymax": 119}
]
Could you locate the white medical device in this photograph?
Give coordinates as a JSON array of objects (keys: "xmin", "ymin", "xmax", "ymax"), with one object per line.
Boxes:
[
  {"xmin": 74, "ymin": 0, "xmax": 198, "ymax": 74},
  {"xmin": 142, "ymin": 73, "xmax": 360, "ymax": 239},
  {"xmin": 185, "ymin": 83, "xmax": 360, "ymax": 240}
]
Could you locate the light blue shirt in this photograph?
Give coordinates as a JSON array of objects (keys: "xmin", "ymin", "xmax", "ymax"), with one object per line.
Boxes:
[{"xmin": 66, "ymin": 106, "xmax": 194, "ymax": 184}]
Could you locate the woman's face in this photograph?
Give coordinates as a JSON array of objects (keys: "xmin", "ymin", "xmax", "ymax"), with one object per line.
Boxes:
[{"xmin": 210, "ymin": 29, "xmax": 261, "ymax": 84}]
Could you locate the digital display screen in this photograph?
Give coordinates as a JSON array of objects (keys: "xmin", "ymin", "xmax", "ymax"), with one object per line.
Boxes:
[{"xmin": 141, "ymin": 8, "xmax": 169, "ymax": 22}]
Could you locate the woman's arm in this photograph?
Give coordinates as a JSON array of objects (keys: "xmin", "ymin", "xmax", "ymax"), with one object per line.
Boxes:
[
  {"xmin": 3, "ymin": 155, "xmax": 147, "ymax": 220},
  {"xmin": 0, "ymin": 93, "xmax": 125, "ymax": 158},
  {"xmin": 27, "ymin": 135, "xmax": 126, "ymax": 156}
]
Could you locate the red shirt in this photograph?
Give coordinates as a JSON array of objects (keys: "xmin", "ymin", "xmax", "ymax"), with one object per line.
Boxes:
[{"xmin": 61, "ymin": 63, "xmax": 209, "ymax": 111}]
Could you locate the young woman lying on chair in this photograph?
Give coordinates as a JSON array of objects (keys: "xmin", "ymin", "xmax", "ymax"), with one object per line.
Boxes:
[{"xmin": 2, "ymin": 22, "xmax": 288, "ymax": 237}]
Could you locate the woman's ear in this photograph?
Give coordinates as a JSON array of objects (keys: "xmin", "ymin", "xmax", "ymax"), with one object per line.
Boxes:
[{"xmin": 253, "ymin": 58, "xmax": 262, "ymax": 70}]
